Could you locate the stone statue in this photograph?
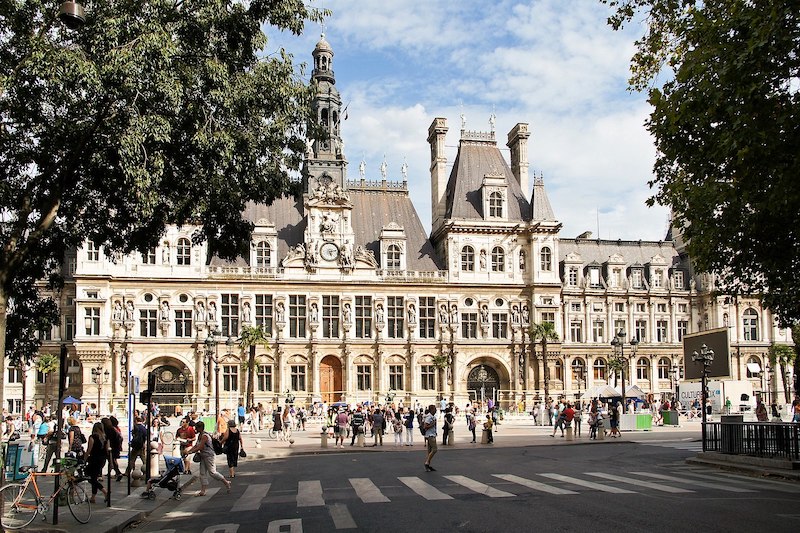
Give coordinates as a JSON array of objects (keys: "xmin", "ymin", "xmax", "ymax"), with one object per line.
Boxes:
[
  {"xmin": 359, "ymin": 160, "xmax": 366, "ymax": 180},
  {"xmin": 380, "ymin": 158, "xmax": 387, "ymax": 180},
  {"xmin": 207, "ymin": 301, "xmax": 217, "ymax": 323},
  {"xmin": 522, "ymin": 305, "xmax": 530, "ymax": 325},
  {"xmin": 376, "ymin": 304, "xmax": 384, "ymax": 324},
  {"xmin": 340, "ymin": 240, "xmax": 353, "ymax": 268},
  {"xmin": 242, "ymin": 301, "xmax": 251, "ymax": 323},
  {"xmin": 343, "ymin": 303, "xmax": 352, "ymax": 324},
  {"xmin": 481, "ymin": 305, "xmax": 489, "ymax": 324},
  {"xmin": 401, "ymin": 161, "xmax": 408, "ymax": 181},
  {"xmin": 320, "ymin": 213, "xmax": 337, "ymax": 233},
  {"xmin": 160, "ymin": 301, "xmax": 170, "ymax": 322},
  {"xmin": 407, "ymin": 303, "xmax": 416, "ymax": 323},
  {"xmin": 310, "ymin": 303, "xmax": 319, "ymax": 323},
  {"xmin": 480, "ymin": 249, "xmax": 487, "ymax": 270},
  {"xmin": 460, "ymin": 111, "xmax": 466, "ymax": 130},
  {"xmin": 195, "ymin": 301, "xmax": 205, "ymax": 322},
  {"xmin": 276, "ymin": 302, "xmax": 285, "ymax": 322},
  {"xmin": 519, "ymin": 251, "xmax": 526, "ymax": 271},
  {"xmin": 125, "ymin": 301, "xmax": 135, "ymax": 322},
  {"xmin": 489, "ymin": 112, "xmax": 496, "ymax": 132},
  {"xmin": 439, "ymin": 304, "xmax": 449, "ymax": 324},
  {"xmin": 450, "ymin": 305, "xmax": 458, "ymax": 324},
  {"xmin": 511, "ymin": 305, "xmax": 520, "ymax": 323},
  {"xmin": 112, "ymin": 301, "xmax": 123, "ymax": 321},
  {"xmin": 355, "ymin": 245, "xmax": 378, "ymax": 268}
]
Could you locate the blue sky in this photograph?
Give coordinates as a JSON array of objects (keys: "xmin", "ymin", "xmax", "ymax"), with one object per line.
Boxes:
[{"xmin": 268, "ymin": 0, "xmax": 669, "ymax": 241}]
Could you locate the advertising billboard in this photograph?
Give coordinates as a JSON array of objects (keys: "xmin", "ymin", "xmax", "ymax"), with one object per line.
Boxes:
[{"xmin": 682, "ymin": 327, "xmax": 731, "ymax": 381}]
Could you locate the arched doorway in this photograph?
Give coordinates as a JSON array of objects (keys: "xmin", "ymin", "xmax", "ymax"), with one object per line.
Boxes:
[
  {"xmin": 467, "ymin": 364, "xmax": 500, "ymax": 406},
  {"xmin": 150, "ymin": 365, "xmax": 192, "ymax": 416},
  {"xmin": 319, "ymin": 355, "xmax": 342, "ymax": 403}
]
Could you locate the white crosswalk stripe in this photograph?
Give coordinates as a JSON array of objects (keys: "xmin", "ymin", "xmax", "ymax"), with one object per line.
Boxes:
[
  {"xmin": 586, "ymin": 472, "xmax": 693, "ymax": 493},
  {"xmin": 328, "ymin": 503, "xmax": 357, "ymax": 529},
  {"xmin": 230, "ymin": 483, "xmax": 271, "ymax": 512},
  {"xmin": 297, "ymin": 480, "xmax": 325, "ymax": 507},
  {"xmin": 162, "ymin": 487, "xmax": 220, "ymax": 519},
  {"xmin": 349, "ymin": 478, "xmax": 390, "ymax": 503},
  {"xmin": 641, "ymin": 442, "xmax": 703, "ymax": 452},
  {"xmin": 444, "ymin": 475, "xmax": 515, "ymax": 497},
  {"xmin": 398, "ymin": 476, "xmax": 453, "ymax": 500},
  {"xmin": 539, "ymin": 473, "xmax": 636, "ymax": 493},
  {"xmin": 674, "ymin": 468, "xmax": 800, "ymax": 493},
  {"xmin": 493, "ymin": 474, "xmax": 578, "ymax": 495},
  {"xmin": 628, "ymin": 471, "xmax": 755, "ymax": 492}
]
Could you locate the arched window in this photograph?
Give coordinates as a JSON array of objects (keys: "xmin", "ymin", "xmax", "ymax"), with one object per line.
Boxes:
[
  {"xmin": 386, "ymin": 244, "xmax": 402, "ymax": 271},
  {"xmin": 255, "ymin": 242, "xmax": 271, "ymax": 268},
  {"xmin": 461, "ymin": 246, "xmax": 475, "ymax": 272},
  {"xmin": 176, "ymin": 238, "xmax": 191, "ymax": 265},
  {"xmin": 743, "ymin": 308, "xmax": 759, "ymax": 341},
  {"xmin": 657, "ymin": 357, "xmax": 671, "ymax": 380},
  {"xmin": 540, "ymin": 246, "xmax": 552, "ymax": 271},
  {"xmin": 489, "ymin": 191, "xmax": 503, "ymax": 217},
  {"xmin": 321, "ymin": 108, "xmax": 329, "ymax": 127},
  {"xmin": 491, "ymin": 246, "xmax": 505, "ymax": 272},
  {"xmin": 571, "ymin": 358, "xmax": 586, "ymax": 386},
  {"xmin": 746, "ymin": 356, "xmax": 761, "ymax": 379},
  {"xmin": 636, "ymin": 357, "xmax": 650, "ymax": 380},
  {"xmin": 593, "ymin": 358, "xmax": 606, "ymax": 380}
]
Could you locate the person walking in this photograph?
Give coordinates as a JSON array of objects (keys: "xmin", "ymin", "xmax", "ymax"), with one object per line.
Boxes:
[
  {"xmin": 422, "ymin": 405, "xmax": 438, "ymax": 471},
  {"xmin": 182, "ymin": 421, "xmax": 231, "ymax": 496},
  {"xmin": 102, "ymin": 417, "xmax": 123, "ymax": 480},
  {"xmin": 221, "ymin": 419, "xmax": 244, "ymax": 478},
  {"xmin": 176, "ymin": 417, "xmax": 196, "ymax": 475},
  {"xmin": 273, "ymin": 407, "xmax": 284, "ymax": 441},
  {"xmin": 609, "ymin": 402, "xmax": 622, "ymax": 438},
  {"xmin": 442, "ymin": 407, "xmax": 455, "ymax": 445},
  {"xmin": 466, "ymin": 409, "xmax": 477, "ymax": 443},
  {"xmin": 66, "ymin": 416, "xmax": 86, "ymax": 460},
  {"xmin": 85, "ymin": 422, "xmax": 109, "ymax": 504},
  {"xmin": 573, "ymin": 403, "xmax": 582, "ymax": 437},
  {"xmin": 334, "ymin": 408, "xmax": 348, "ymax": 448},
  {"xmin": 403, "ymin": 408, "xmax": 415, "ymax": 446},
  {"xmin": 350, "ymin": 407, "xmax": 365, "ymax": 446},
  {"xmin": 392, "ymin": 414, "xmax": 404, "ymax": 446},
  {"xmin": 123, "ymin": 417, "xmax": 148, "ymax": 480}
]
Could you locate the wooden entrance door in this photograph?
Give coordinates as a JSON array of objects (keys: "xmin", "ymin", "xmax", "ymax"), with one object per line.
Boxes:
[{"xmin": 319, "ymin": 355, "xmax": 343, "ymax": 403}]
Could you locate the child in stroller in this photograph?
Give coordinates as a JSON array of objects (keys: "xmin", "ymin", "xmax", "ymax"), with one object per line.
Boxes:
[{"xmin": 141, "ymin": 455, "xmax": 185, "ymax": 500}]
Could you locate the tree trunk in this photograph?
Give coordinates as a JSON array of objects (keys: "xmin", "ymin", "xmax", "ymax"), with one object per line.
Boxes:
[
  {"xmin": 542, "ymin": 339, "xmax": 550, "ymax": 403},
  {"xmin": 246, "ymin": 345, "xmax": 255, "ymax": 408},
  {"xmin": 0, "ymin": 288, "xmax": 7, "ymax": 414}
]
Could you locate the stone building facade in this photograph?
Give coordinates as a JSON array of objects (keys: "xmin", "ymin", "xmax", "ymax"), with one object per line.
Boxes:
[{"xmin": 7, "ymin": 37, "xmax": 793, "ymax": 415}]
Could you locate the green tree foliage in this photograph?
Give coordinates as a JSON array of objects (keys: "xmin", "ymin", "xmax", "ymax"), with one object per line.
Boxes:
[
  {"xmin": 530, "ymin": 322, "xmax": 559, "ymax": 402},
  {"xmin": 604, "ymin": 0, "xmax": 800, "ymax": 325},
  {"xmin": 0, "ymin": 1, "xmax": 325, "ymax": 391},
  {"xmin": 768, "ymin": 343, "xmax": 796, "ymax": 403},
  {"xmin": 35, "ymin": 351, "xmax": 60, "ymax": 406}
]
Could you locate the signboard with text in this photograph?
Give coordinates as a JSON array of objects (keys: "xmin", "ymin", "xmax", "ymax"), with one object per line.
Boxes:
[{"xmin": 682, "ymin": 327, "xmax": 731, "ymax": 381}]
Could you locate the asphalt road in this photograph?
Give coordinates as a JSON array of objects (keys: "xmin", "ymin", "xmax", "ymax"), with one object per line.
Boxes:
[{"xmin": 128, "ymin": 440, "xmax": 800, "ymax": 533}]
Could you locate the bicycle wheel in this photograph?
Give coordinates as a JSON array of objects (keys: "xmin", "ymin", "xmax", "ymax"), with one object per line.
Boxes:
[
  {"xmin": 0, "ymin": 483, "xmax": 39, "ymax": 530},
  {"xmin": 66, "ymin": 481, "xmax": 91, "ymax": 524},
  {"xmin": 268, "ymin": 428, "xmax": 277, "ymax": 440}
]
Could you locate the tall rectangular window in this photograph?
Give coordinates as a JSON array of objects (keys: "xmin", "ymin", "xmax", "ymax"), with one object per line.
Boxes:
[
  {"xmin": 614, "ymin": 302, "xmax": 626, "ymax": 312},
  {"xmin": 632, "ymin": 269, "xmax": 643, "ymax": 289},
  {"xmin": 492, "ymin": 313, "xmax": 508, "ymax": 339},
  {"xmin": 674, "ymin": 271, "xmax": 685, "ymax": 290},
  {"xmin": 64, "ymin": 316, "xmax": 75, "ymax": 341},
  {"xmin": 677, "ymin": 320, "xmax": 689, "ymax": 341},
  {"xmin": 656, "ymin": 320, "xmax": 668, "ymax": 342},
  {"xmin": 418, "ymin": 297, "xmax": 436, "ymax": 339},
  {"xmin": 461, "ymin": 312, "xmax": 478, "ymax": 339},
  {"xmin": 420, "ymin": 365, "xmax": 435, "ymax": 390},
  {"xmin": 85, "ymin": 307, "xmax": 100, "ymax": 335},
  {"xmin": 255, "ymin": 294, "xmax": 273, "ymax": 336},
  {"xmin": 86, "ymin": 241, "xmax": 99, "ymax": 261},
  {"xmin": 142, "ymin": 247, "xmax": 156, "ymax": 264},
  {"xmin": 257, "ymin": 365, "xmax": 272, "ymax": 391},
  {"xmin": 175, "ymin": 309, "xmax": 193, "ymax": 337},
  {"xmin": 322, "ymin": 295, "xmax": 340, "ymax": 338},
  {"xmin": 541, "ymin": 312, "xmax": 556, "ymax": 325},
  {"xmin": 388, "ymin": 365, "xmax": 404, "ymax": 390},
  {"xmin": 355, "ymin": 296, "xmax": 372, "ymax": 338},
  {"xmin": 222, "ymin": 365, "xmax": 238, "ymax": 391},
  {"xmin": 290, "ymin": 365, "xmax": 306, "ymax": 391},
  {"xmin": 221, "ymin": 294, "xmax": 239, "ymax": 337},
  {"xmin": 652, "ymin": 269, "xmax": 663, "ymax": 288},
  {"xmin": 568, "ymin": 267, "xmax": 578, "ymax": 286},
  {"xmin": 614, "ymin": 319, "xmax": 627, "ymax": 337},
  {"xmin": 140, "ymin": 309, "xmax": 158, "ymax": 337},
  {"xmin": 592, "ymin": 320, "xmax": 605, "ymax": 343},
  {"xmin": 7, "ymin": 367, "xmax": 22, "ymax": 384},
  {"xmin": 570, "ymin": 321, "xmax": 583, "ymax": 342},
  {"xmin": 356, "ymin": 365, "xmax": 372, "ymax": 391},
  {"xmin": 387, "ymin": 296, "xmax": 404, "ymax": 339},
  {"xmin": 635, "ymin": 319, "xmax": 647, "ymax": 342},
  {"xmin": 289, "ymin": 295, "xmax": 306, "ymax": 338}
]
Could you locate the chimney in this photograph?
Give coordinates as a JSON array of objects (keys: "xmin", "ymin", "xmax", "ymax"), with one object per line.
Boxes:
[
  {"xmin": 507, "ymin": 123, "xmax": 530, "ymax": 197},
  {"xmin": 428, "ymin": 117, "xmax": 448, "ymax": 229}
]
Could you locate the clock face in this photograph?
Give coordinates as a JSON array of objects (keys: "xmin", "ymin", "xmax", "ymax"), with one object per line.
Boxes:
[{"xmin": 320, "ymin": 243, "xmax": 339, "ymax": 261}]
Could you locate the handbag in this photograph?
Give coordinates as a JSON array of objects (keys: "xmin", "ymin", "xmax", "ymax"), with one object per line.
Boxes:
[
  {"xmin": 238, "ymin": 449, "xmax": 246, "ymax": 458},
  {"xmin": 192, "ymin": 453, "xmax": 201, "ymax": 463}
]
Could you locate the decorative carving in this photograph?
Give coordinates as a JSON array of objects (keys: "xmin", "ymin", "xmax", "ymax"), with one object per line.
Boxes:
[{"xmin": 355, "ymin": 245, "xmax": 378, "ymax": 267}]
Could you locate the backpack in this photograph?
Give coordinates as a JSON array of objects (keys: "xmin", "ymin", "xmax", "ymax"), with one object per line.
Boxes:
[{"xmin": 130, "ymin": 425, "xmax": 146, "ymax": 450}]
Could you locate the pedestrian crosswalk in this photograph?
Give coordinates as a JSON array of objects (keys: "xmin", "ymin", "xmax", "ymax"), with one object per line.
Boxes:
[{"xmin": 177, "ymin": 468, "xmax": 789, "ymax": 512}]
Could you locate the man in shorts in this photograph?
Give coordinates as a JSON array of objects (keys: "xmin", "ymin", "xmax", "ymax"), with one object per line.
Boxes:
[{"xmin": 422, "ymin": 405, "xmax": 438, "ymax": 471}]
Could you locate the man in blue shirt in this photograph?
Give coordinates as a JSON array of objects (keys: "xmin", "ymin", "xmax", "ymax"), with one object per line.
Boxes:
[
  {"xmin": 237, "ymin": 403, "xmax": 246, "ymax": 425},
  {"xmin": 423, "ymin": 405, "xmax": 438, "ymax": 472}
]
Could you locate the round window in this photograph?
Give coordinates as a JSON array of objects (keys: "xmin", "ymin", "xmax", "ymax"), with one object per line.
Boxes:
[
  {"xmin": 179, "ymin": 294, "xmax": 189, "ymax": 303},
  {"xmin": 464, "ymin": 298, "xmax": 474, "ymax": 307},
  {"xmin": 495, "ymin": 298, "xmax": 504, "ymax": 307},
  {"xmin": 143, "ymin": 293, "xmax": 154, "ymax": 302}
]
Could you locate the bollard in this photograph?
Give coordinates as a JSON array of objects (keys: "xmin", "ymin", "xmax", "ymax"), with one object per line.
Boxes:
[
  {"xmin": 356, "ymin": 432, "xmax": 365, "ymax": 447},
  {"xmin": 320, "ymin": 431, "xmax": 328, "ymax": 449},
  {"xmin": 447, "ymin": 430, "xmax": 454, "ymax": 445},
  {"xmin": 596, "ymin": 424, "xmax": 605, "ymax": 441},
  {"xmin": 481, "ymin": 429, "xmax": 489, "ymax": 444},
  {"xmin": 565, "ymin": 426, "xmax": 574, "ymax": 441}
]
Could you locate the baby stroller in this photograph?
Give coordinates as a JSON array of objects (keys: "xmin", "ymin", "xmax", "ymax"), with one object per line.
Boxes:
[{"xmin": 141, "ymin": 455, "xmax": 184, "ymax": 500}]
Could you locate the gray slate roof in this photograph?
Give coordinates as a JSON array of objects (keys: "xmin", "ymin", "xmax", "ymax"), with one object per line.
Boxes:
[
  {"xmin": 444, "ymin": 141, "xmax": 531, "ymax": 222},
  {"xmin": 531, "ymin": 177, "xmax": 557, "ymax": 222},
  {"xmin": 559, "ymin": 238, "xmax": 689, "ymax": 269}
]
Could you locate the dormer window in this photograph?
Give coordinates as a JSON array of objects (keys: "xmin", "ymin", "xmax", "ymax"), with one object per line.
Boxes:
[
  {"xmin": 461, "ymin": 246, "xmax": 475, "ymax": 272},
  {"xmin": 652, "ymin": 268, "xmax": 663, "ymax": 288},
  {"xmin": 673, "ymin": 270, "xmax": 685, "ymax": 289},
  {"xmin": 86, "ymin": 241, "xmax": 99, "ymax": 261},
  {"xmin": 489, "ymin": 192, "xmax": 503, "ymax": 217},
  {"xmin": 589, "ymin": 267, "xmax": 601, "ymax": 288},
  {"xmin": 177, "ymin": 238, "xmax": 191, "ymax": 265},
  {"xmin": 631, "ymin": 268, "xmax": 643, "ymax": 289},
  {"xmin": 386, "ymin": 244, "xmax": 402, "ymax": 270},
  {"xmin": 255, "ymin": 242, "xmax": 271, "ymax": 268}
]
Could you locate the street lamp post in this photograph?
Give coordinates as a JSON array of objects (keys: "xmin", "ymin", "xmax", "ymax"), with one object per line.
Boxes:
[
  {"xmin": 611, "ymin": 330, "xmax": 638, "ymax": 414},
  {"xmin": 692, "ymin": 344, "xmax": 715, "ymax": 451},
  {"xmin": 204, "ymin": 328, "xmax": 221, "ymax": 419},
  {"xmin": 671, "ymin": 364, "xmax": 680, "ymax": 401},
  {"xmin": 91, "ymin": 366, "xmax": 110, "ymax": 416}
]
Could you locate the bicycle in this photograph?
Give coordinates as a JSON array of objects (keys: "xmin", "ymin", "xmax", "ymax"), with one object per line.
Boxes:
[
  {"xmin": 0, "ymin": 458, "xmax": 91, "ymax": 529},
  {"xmin": 267, "ymin": 423, "xmax": 292, "ymax": 440}
]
